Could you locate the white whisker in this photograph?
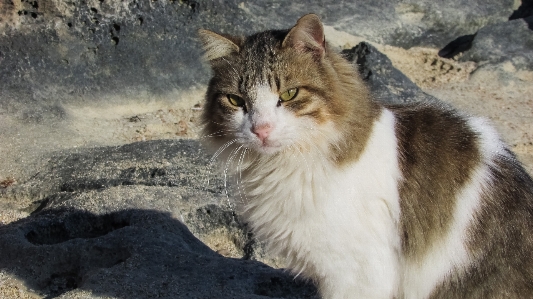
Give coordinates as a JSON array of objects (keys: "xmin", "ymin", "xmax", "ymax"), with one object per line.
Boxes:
[
  {"xmin": 236, "ymin": 147, "xmax": 249, "ymax": 204},
  {"xmin": 210, "ymin": 138, "xmax": 238, "ymax": 163},
  {"xmin": 223, "ymin": 145, "xmax": 244, "ymax": 209},
  {"xmin": 208, "ymin": 120, "xmax": 234, "ymax": 128},
  {"xmin": 198, "ymin": 131, "xmax": 235, "ymax": 140}
]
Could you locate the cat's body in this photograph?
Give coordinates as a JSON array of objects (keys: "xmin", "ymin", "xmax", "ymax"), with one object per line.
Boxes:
[{"xmin": 199, "ymin": 14, "xmax": 533, "ymax": 298}]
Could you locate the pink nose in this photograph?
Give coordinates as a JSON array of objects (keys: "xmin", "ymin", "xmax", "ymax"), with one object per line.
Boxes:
[{"xmin": 251, "ymin": 124, "xmax": 272, "ymax": 143}]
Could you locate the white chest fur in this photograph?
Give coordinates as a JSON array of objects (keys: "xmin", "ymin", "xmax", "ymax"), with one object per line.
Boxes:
[{"xmin": 241, "ymin": 109, "xmax": 403, "ymax": 298}]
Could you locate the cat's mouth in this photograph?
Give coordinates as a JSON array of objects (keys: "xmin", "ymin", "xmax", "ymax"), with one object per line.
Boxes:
[{"xmin": 251, "ymin": 139, "xmax": 284, "ymax": 155}]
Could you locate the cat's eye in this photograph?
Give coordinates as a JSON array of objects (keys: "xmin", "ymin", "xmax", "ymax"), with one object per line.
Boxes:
[
  {"xmin": 227, "ymin": 94, "xmax": 245, "ymax": 107},
  {"xmin": 280, "ymin": 88, "xmax": 298, "ymax": 102}
]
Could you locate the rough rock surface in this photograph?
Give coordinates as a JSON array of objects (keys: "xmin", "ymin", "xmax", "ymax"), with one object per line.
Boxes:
[
  {"xmin": 1, "ymin": 1, "xmax": 533, "ymax": 298},
  {"xmin": 342, "ymin": 43, "xmax": 428, "ymax": 104},
  {"xmin": 0, "ymin": 0, "xmax": 517, "ymax": 116},
  {"xmin": 0, "ymin": 139, "xmax": 317, "ymax": 298},
  {"xmin": 460, "ymin": 16, "xmax": 533, "ymax": 70}
]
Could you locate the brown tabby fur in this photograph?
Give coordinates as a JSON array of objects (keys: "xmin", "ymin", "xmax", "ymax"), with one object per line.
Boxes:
[{"xmin": 390, "ymin": 104, "xmax": 481, "ymax": 258}]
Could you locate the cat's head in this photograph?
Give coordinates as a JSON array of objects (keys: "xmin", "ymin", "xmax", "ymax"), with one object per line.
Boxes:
[{"xmin": 199, "ymin": 14, "xmax": 373, "ymax": 161}]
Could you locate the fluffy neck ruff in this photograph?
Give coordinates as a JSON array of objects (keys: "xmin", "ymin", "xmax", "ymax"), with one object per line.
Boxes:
[{"xmin": 239, "ymin": 109, "xmax": 402, "ymax": 285}]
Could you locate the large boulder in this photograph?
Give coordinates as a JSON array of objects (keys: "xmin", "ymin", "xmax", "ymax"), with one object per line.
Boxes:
[{"xmin": 460, "ymin": 16, "xmax": 533, "ymax": 70}]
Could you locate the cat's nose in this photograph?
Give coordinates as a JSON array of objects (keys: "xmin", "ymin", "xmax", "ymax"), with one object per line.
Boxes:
[{"xmin": 251, "ymin": 124, "xmax": 272, "ymax": 143}]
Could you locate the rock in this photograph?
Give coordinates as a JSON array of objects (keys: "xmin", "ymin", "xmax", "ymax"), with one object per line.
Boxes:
[
  {"xmin": 0, "ymin": 0, "xmax": 516, "ymax": 123},
  {"xmin": 459, "ymin": 17, "xmax": 533, "ymax": 70},
  {"xmin": 1, "ymin": 139, "xmax": 222, "ymax": 206},
  {"xmin": 0, "ymin": 139, "xmax": 315, "ymax": 298},
  {"xmin": 0, "ymin": 1, "xmax": 245, "ymax": 123},
  {"xmin": 0, "ymin": 139, "xmax": 269, "ymax": 262},
  {"xmin": 238, "ymin": 1, "xmax": 515, "ymax": 49},
  {"xmin": 437, "ymin": 34, "xmax": 476, "ymax": 59},
  {"xmin": 342, "ymin": 42, "xmax": 430, "ymax": 104},
  {"xmin": 0, "ymin": 208, "xmax": 317, "ymax": 299}
]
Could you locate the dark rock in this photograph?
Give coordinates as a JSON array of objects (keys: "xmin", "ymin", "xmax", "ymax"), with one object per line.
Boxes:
[
  {"xmin": 342, "ymin": 42, "xmax": 431, "ymax": 104},
  {"xmin": 1, "ymin": 139, "xmax": 223, "ymax": 205},
  {"xmin": 0, "ymin": 1, "xmax": 253, "ymax": 123},
  {"xmin": 460, "ymin": 16, "xmax": 533, "ymax": 70},
  {"xmin": 243, "ymin": 1, "xmax": 514, "ymax": 49}
]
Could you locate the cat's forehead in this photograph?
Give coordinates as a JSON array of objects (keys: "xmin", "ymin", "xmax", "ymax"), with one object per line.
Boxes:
[
  {"xmin": 209, "ymin": 29, "xmax": 317, "ymax": 95},
  {"xmin": 237, "ymin": 31, "xmax": 288, "ymax": 75},
  {"xmin": 228, "ymin": 30, "xmax": 289, "ymax": 91},
  {"xmin": 241, "ymin": 30, "xmax": 288, "ymax": 57}
]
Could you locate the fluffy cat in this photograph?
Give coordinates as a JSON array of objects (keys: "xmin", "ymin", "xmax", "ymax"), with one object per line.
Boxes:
[{"xmin": 198, "ymin": 14, "xmax": 533, "ymax": 299}]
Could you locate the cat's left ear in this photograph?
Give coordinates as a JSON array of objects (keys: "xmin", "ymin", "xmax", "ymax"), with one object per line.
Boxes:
[
  {"xmin": 282, "ymin": 14, "xmax": 326, "ymax": 59},
  {"xmin": 198, "ymin": 29, "xmax": 241, "ymax": 61}
]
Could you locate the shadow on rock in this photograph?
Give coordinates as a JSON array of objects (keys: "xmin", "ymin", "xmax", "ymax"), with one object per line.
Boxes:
[
  {"xmin": 509, "ymin": 0, "xmax": 533, "ymax": 21},
  {"xmin": 0, "ymin": 208, "xmax": 318, "ymax": 299},
  {"xmin": 526, "ymin": 14, "xmax": 533, "ymax": 30},
  {"xmin": 438, "ymin": 34, "xmax": 476, "ymax": 59}
]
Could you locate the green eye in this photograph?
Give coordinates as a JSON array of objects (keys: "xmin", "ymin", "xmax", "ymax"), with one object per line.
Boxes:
[
  {"xmin": 227, "ymin": 94, "xmax": 245, "ymax": 107},
  {"xmin": 280, "ymin": 88, "xmax": 298, "ymax": 102}
]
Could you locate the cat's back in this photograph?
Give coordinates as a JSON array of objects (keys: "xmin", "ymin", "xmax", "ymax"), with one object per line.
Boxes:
[{"xmin": 386, "ymin": 102, "xmax": 533, "ymax": 298}]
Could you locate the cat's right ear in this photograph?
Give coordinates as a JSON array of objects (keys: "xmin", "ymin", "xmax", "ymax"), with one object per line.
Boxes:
[
  {"xmin": 282, "ymin": 14, "xmax": 326, "ymax": 60},
  {"xmin": 198, "ymin": 29, "xmax": 241, "ymax": 61}
]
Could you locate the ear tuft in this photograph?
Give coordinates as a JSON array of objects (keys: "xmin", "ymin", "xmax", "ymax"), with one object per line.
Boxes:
[
  {"xmin": 198, "ymin": 29, "xmax": 240, "ymax": 61},
  {"xmin": 282, "ymin": 14, "xmax": 326, "ymax": 59}
]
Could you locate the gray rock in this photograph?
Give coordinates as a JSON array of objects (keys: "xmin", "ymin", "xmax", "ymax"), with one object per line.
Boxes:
[
  {"xmin": 437, "ymin": 34, "xmax": 476, "ymax": 59},
  {"xmin": 0, "ymin": 208, "xmax": 317, "ymax": 299},
  {"xmin": 0, "ymin": 139, "xmax": 317, "ymax": 298},
  {"xmin": 460, "ymin": 17, "xmax": 533, "ymax": 70},
  {"xmin": 342, "ymin": 42, "xmax": 428, "ymax": 104},
  {"xmin": 2, "ymin": 139, "xmax": 222, "ymax": 205},
  {"xmin": 0, "ymin": 139, "xmax": 255, "ymax": 260},
  {"xmin": 236, "ymin": 1, "xmax": 515, "ymax": 49},
  {"xmin": 0, "ymin": 0, "xmax": 516, "ymax": 124}
]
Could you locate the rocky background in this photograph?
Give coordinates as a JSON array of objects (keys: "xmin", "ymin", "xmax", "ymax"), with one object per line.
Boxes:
[{"xmin": 0, "ymin": 1, "xmax": 532, "ymax": 298}]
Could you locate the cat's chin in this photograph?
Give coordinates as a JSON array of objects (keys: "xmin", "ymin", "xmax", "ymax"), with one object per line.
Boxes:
[{"xmin": 250, "ymin": 143, "xmax": 284, "ymax": 155}]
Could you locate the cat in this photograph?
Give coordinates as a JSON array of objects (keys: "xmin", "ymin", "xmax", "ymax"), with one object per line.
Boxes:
[{"xmin": 198, "ymin": 14, "xmax": 533, "ymax": 299}]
